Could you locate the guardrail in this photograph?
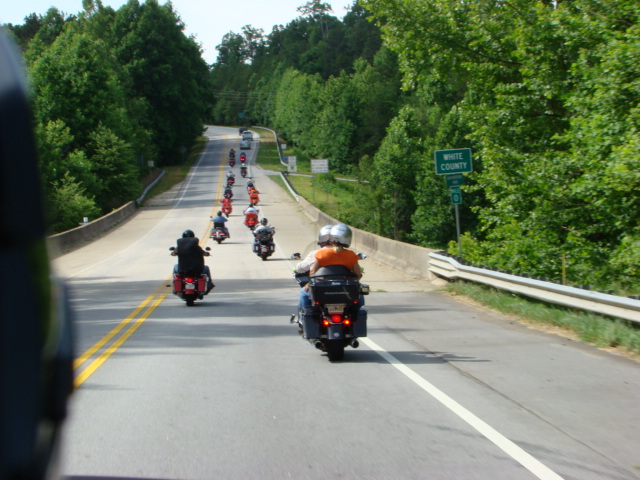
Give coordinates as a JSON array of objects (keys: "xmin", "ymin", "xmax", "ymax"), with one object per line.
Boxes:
[{"xmin": 429, "ymin": 252, "xmax": 640, "ymax": 324}]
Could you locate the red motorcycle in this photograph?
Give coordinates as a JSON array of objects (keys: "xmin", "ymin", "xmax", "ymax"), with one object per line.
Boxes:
[
  {"xmin": 244, "ymin": 213, "xmax": 258, "ymax": 230},
  {"xmin": 226, "ymin": 176, "xmax": 235, "ymax": 187},
  {"xmin": 221, "ymin": 204, "xmax": 232, "ymax": 216},
  {"xmin": 169, "ymin": 247, "xmax": 212, "ymax": 306}
]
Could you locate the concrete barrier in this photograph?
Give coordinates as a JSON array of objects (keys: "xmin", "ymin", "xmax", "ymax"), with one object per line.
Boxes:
[
  {"xmin": 48, "ymin": 201, "xmax": 138, "ymax": 257},
  {"xmin": 296, "ymin": 195, "xmax": 436, "ymax": 280},
  {"xmin": 47, "ymin": 170, "xmax": 165, "ymax": 258}
]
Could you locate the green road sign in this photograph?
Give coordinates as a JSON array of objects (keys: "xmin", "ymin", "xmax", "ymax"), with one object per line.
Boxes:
[
  {"xmin": 450, "ymin": 186, "xmax": 462, "ymax": 204},
  {"xmin": 435, "ymin": 148, "xmax": 472, "ymax": 175},
  {"xmin": 445, "ymin": 173, "xmax": 465, "ymax": 187}
]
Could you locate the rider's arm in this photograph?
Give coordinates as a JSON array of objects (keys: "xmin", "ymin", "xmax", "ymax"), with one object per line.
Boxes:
[
  {"xmin": 309, "ymin": 258, "xmax": 320, "ymax": 275},
  {"xmin": 294, "ymin": 250, "xmax": 316, "ymax": 274},
  {"xmin": 352, "ymin": 261, "xmax": 363, "ymax": 279}
]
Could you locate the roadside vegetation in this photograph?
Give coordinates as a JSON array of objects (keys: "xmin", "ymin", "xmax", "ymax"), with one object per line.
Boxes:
[
  {"xmin": 447, "ymin": 281, "xmax": 640, "ymax": 360},
  {"xmin": 4, "ymin": 0, "xmax": 211, "ymax": 233}
]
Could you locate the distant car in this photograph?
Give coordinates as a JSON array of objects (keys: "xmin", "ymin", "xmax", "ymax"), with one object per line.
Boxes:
[
  {"xmin": 242, "ymin": 130, "xmax": 253, "ymax": 141},
  {"xmin": 239, "ymin": 127, "xmax": 248, "ymax": 135},
  {"xmin": 240, "ymin": 140, "xmax": 251, "ymax": 150}
]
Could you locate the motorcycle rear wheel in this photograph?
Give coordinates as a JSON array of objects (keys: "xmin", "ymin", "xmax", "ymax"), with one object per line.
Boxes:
[{"xmin": 326, "ymin": 340, "xmax": 344, "ymax": 361}]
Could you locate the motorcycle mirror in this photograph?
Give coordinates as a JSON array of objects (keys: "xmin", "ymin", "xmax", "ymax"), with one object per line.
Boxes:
[
  {"xmin": 291, "ymin": 253, "xmax": 301, "ymax": 260},
  {"xmin": 205, "ymin": 246, "xmax": 211, "ymax": 251},
  {"xmin": 169, "ymin": 246, "xmax": 176, "ymax": 251},
  {"xmin": 358, "ymin": 253, "xmax": 367, "ymax": 260}
]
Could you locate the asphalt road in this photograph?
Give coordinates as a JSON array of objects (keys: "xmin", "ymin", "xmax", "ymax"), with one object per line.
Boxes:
[{"xmin": 54, "ymin": 126, "xmax": 640, "ymax": 480}]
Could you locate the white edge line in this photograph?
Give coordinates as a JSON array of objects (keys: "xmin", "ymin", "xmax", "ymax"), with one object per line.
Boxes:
[{"xmin": 361, "ymin": 337, "xmax": 565, "ymax": 480}]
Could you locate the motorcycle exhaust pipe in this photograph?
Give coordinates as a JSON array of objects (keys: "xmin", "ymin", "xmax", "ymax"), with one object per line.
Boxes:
[
  {"xmin": 313, "ymin": 340, "xmax": 323, "ymax": 350},
  {"xmin": 351, "ymin": 339, "xmax": 359, "ymax": 349}
]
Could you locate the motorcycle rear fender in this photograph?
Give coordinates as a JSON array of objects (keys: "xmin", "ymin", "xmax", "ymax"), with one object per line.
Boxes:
[{"xmin": 327, "ymin": 324, "xmax": 345, "ymax": 340}]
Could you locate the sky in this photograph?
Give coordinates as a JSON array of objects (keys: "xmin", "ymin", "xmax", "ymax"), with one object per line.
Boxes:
[{"xmin": 1, "ymin": 0, "xmax": 353, "ymax": 64}]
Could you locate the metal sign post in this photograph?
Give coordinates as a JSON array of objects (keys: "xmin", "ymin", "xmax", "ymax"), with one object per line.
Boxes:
[{"xmin": 435, "ymin": 149, "xmax": 473, "ymax": 258}]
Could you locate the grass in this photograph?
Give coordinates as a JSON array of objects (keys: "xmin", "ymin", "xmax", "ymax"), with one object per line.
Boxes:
[{"xmin": 447, "ymin": 280, "xmax": 640, "ymax": 359}]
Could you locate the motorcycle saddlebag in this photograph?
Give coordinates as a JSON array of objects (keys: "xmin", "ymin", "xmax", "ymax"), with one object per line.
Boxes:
[
  {"xmin": 197, "ymin": 275, "xmax": 207, "ymax": 292},
  {"xmin": 172, "ymin": 274, "xmax": 182, "ymax": 294},
  {"xmin": 301, "ymin": 309, "xmax": 321, "ymax": 339},
  {"xmin": 352, "ymin": 308, "xmax": 367, "ymax": 338}
]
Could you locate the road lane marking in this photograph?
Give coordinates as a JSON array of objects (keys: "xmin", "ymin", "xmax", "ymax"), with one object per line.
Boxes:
[
  {"xmin": 361, "ymin": 337, "xmax": 565, "ymax": 480},
  {"xmin": 73, "ymin": 294, "xmax": 155, "ymax": 370},
  {"xmin": 74, "ymin": 292, "xmax": 168, "ymax": 388}
]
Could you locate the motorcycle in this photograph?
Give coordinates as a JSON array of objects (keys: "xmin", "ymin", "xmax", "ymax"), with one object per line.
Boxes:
[
  {"xmin": 169, "ymin": 246, "xmax": 212, "ymax": 306},
  {"xmin": 254, "ymin": 241, "xmax": 275, "ymax": 260},
  {"xmin": 224, "ymin": 188, "xmax": 233, "ymax": 200},
  {"xmin": 240, "ymin": 153, "xmax": 246, "ymax": 162},
  {"xmin": 240, "ymin": 166, "xmax": 247, "ymax": 178},
  {"xmin": 291, "ymin": 260, "xmax": 369, "ymax": 361},
  {"xmin": 249, "ymin": 192, "xmax": 259, "ymax": 205},
  {"xmin": 210, "ymin": 226, "xmax": 229, "ymax": 244},
  {"xmin": 226, "ymin": 176, "xmax": 235, "ymax": 187},
  {"xmin": 244, "ymin": 214, "xmax": 258, "ymax": 230},
  {"xmin": 229, "ymin": 157, "xmax": 236, "ymax": 167},
  {"xmin": 253, "ymin": 229, "xmax": 275, "ymax": 260},
  {"xmin": 221, "ymin": 204, "xmax": 232, "ymax": 216}
]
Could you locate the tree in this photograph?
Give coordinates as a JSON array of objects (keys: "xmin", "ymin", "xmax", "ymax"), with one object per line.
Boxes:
[{"xmin": 112, "ymin": 0, "xmax": 211, "ymax": 165}]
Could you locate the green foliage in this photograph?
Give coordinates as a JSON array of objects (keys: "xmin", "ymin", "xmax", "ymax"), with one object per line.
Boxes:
[
  {"xmin": 49, "ymin": 172, "xmax": 101, "ymax": 232},
  {"xmin": 11, "ymin": 0, "xmax": 210, "ymax": 232},
  {"xmin": 112, "ymin": 0, "xmax": 212, "ymax": 165}
]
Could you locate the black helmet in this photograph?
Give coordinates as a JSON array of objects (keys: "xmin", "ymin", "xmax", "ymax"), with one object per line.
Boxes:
[
  {"xmin": 260, "ymin": 218, "xmax": 268, "ymax": 225},
  {"xmin": 182, "ymin": 229, "xmax": 195, "ymax": 238},
  {"xmin": 217, "ymin": 211, "xmax": 223, "ymax": 216}
]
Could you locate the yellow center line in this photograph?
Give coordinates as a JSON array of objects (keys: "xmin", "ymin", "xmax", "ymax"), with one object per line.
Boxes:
[
  {"xmin": 73, "ymin": 135, "xmax": 231, "ymax": 386},
  {"xmin": 73, "ymin": 295, "xmax": 154, "ymax": 370},
  {"xmin": 74, "ymin": 292, "xmax": 169, "ymax": 388}
]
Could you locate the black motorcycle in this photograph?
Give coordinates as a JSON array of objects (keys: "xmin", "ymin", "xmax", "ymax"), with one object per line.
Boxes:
[{"xmin": 293, "ymin": 265, "xmax": 369, "ymax": 361}]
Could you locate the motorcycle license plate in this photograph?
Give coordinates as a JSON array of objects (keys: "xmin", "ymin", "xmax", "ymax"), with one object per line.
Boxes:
[
  {"xmin": 185, "ymin": 282, "xmax": 195, "ymax": 289},
  {"xmin": 326, "ymin": 304, "xmax": 345, "ymax": 313}
]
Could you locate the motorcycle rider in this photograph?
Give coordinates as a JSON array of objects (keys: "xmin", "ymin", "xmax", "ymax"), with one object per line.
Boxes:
[
  {"xmin": 301, "ymin": 224, "xmax": 363, "ymax": 310},
  {"xmin": 172, "ymin": 229, "xmax": 214, "ymax": 292},
  {"xmin": 253, "ymin": 218, "xmax": 275, "ymax": 253},
  {"xmin": 293, "ymin": 225, "xmax": 334, "ymax": 320},
  {"xmin": 221, "ymin": 196, "xmax": 232, "ymax": 211},
  {"xmin": 211, "ymin": 210, "xmax": 230, "ymax": 239},
  {"xmin": 244, "ymin": 205, "xmax": 259, "ymax": 227}
]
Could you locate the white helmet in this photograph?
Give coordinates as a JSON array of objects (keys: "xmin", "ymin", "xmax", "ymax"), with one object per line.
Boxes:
[
  {"xmin": 330, "ymin": 224, "xmax": 352, "ymax": 247},
  {"xmin": 317, "ymin": 224, "xmax": 333, "ymax": 245}
]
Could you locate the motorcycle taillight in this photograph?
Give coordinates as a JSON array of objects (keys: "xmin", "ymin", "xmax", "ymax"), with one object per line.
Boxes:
[
  {"xmin": 185, "ymin": 277, "xmax": 195, "ymax": 283},
  {"xmin": 330, "ymin": 314, "xmax": 343, "ymax": 323}
]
